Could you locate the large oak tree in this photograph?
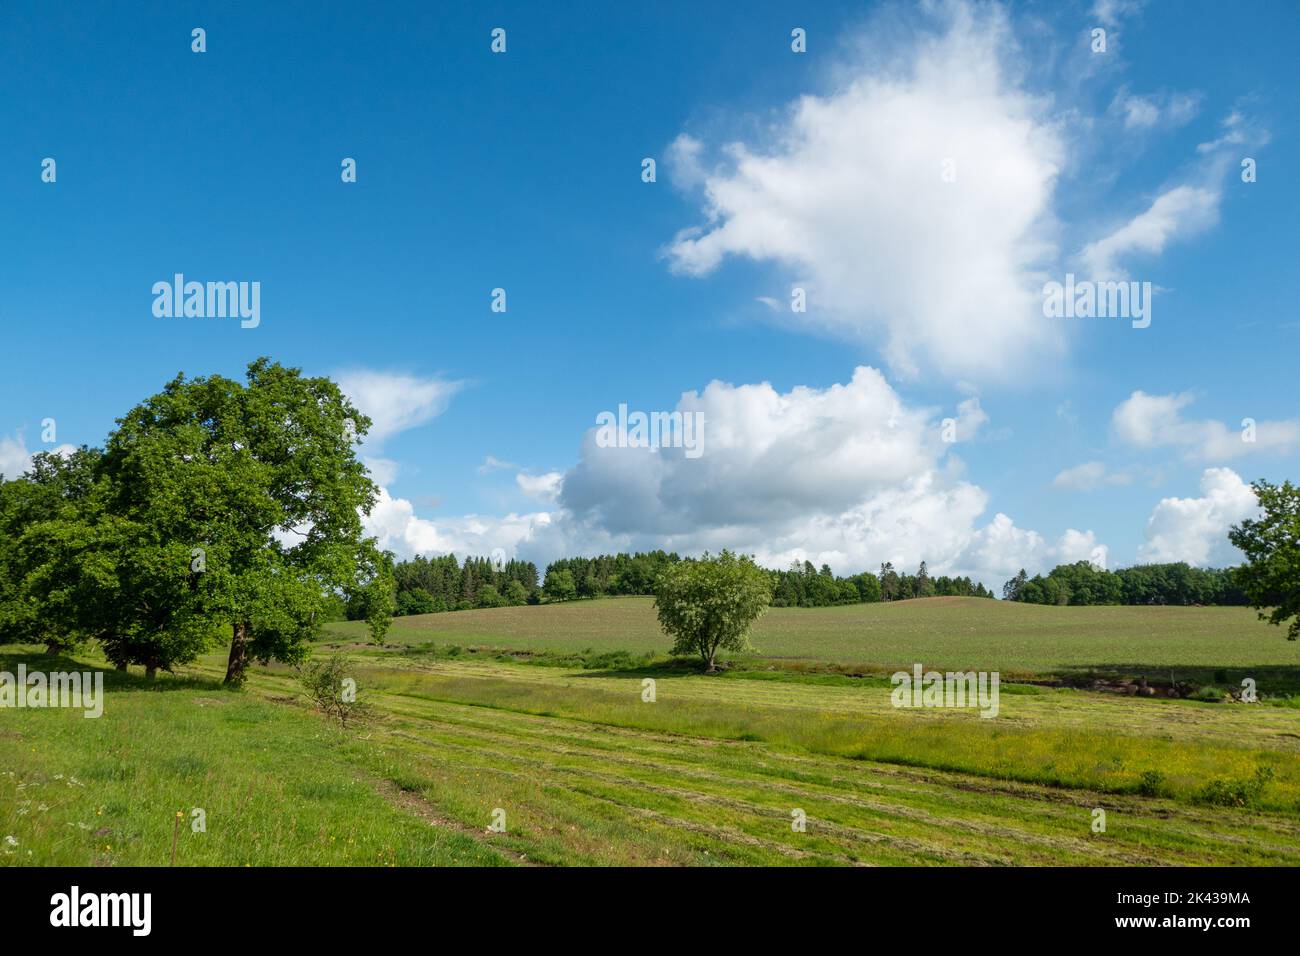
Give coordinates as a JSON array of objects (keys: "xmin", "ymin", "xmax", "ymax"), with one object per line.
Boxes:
[{"xmin": 99, "ymin": 358, "xmax": 389, "ymax": 683}]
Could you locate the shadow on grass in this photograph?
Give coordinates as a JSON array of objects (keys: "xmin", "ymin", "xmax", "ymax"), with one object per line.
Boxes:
[
  {"xmin": 570, "ymin": 658, "xmax": 712, "ymax": 679},
  {"xmin": 1050, "ymin": 663, "xmax": 1300, "ymax": 698},
  {"xmin": 0, "ymin": 649, "xmax": 226, "ymax": 694}
]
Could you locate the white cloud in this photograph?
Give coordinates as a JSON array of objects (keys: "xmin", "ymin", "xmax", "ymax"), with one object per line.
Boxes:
[
  {"xmin": 335, "ymin": 370, "xmax": 461, "ymax": 447},
  {"xmin": 663, "ymin": 2, "xmax": 1065, "ymax": 379},
  {"xmin": 1112, "ymin": 390, "xmax": 1195, "ymax": 447},
  {"xmin": 1112, "ymin": 390, "xmax": 1300, "ymax": 460},
  {"xmin": 1080, "ymin": 108, "xmax": 1267, "ymax": 281},
  {"xmin": 1056, "ymin": 528, "xmax": 1110, "ymax": 569},
  {"xmin": 1166, "ymin": 93, "xmax": 1201, "ymax": 126},
  {"xmin": 1052, "ymin": 460, "xmax": 1131, "ymax": 491},
  {"xmin": 1111, "ymin": 89, "xmax": 1199, "ymax": 130},
  {"xmin": 1196, "ymin": 111, "xmax": 1266, "ymax": 155},
  {"xmin": 362, "ymin": 486, "xmax": 552, "ymax": 560},
  {"xmin": 1080, "ymin": 185, "xmax": 1219, "ymax": 280},
  {"xmin": 363, "ymin": 457, "xmax": 400, "ymax": 487},
  {"xmin": 1138, "ymin": 467, "xmax": 1258, "ymax": 565},
  {"xmin": 0, "ymin": 435, "xmax": 32, "ymax": 479},
  {"xmin": 1119, "ymin": 94, "xmax": 1159, "ymax": 129},
  {"xmin": 0, "ymin": 433, "xmax": 76, "ymax": 480},
  {"xmin": 516, "ymin": 471, "xmax": 563, "ymax": 503},
  {"xmin": 560, "ymin": 366, "xmax": 954, "ymax": 533},
  {"xmin": 333, "ymin": 369, "xmax": 461, "ymax": 488},
  {"xmin": 666, "ymin": 133, "xmax": 708, "ymax": 189},
  {"xmin": 478, "ymin": 455, "xmax": 519, "ymax": 474},
  {"xmin": 960, "ymin": 513, "xmax": 1107, "ymax": 578},
  {"xmin": 360, "ymin": 367, "xmax": 1103, "ymax": 590},
  {"xmin": 1091, "ymin": 0, "xmax": 1145, "ymax": 28}
]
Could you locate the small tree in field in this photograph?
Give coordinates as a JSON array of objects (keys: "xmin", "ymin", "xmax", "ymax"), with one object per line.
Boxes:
[
  {"xmin": 1229, "ymin": 479, "xmax": 1300, "ymax": 640},
  {"xmin": 654, "ymin": 551, "xmax": 773, "ymax": 672},
  {"xmin": 299, "ymin": 654, "xmax": 369, "ymax": 727}
]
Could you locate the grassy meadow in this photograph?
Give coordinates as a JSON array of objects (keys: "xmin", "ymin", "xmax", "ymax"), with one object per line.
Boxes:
[
  {"xmin": 325, "ymin": 596, "xmax": 1299, "ymax": 690},
  {"xmin": 4, "ymin": 597, "xmax": 1299, "ymax": 866}
]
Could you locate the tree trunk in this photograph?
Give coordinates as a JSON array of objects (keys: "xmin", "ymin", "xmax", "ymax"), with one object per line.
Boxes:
[
  {"xmin": 116, "ymin": 662, "xmax": 128, "ymax": 672},
  {"xmin": 224, "ymin": 621, "xmax": 250, "ymax": 686},
  {"xmin": 145, "ymin": 666, "xmax": 157, "ymax": 680}
]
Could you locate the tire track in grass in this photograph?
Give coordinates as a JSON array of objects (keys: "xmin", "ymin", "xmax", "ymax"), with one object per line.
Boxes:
[{"xmin": 371, "ymin": 778, "xmax": 541, "ymax": 866}]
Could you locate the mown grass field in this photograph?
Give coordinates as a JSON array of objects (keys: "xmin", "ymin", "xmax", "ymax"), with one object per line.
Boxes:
[{"xmin": 5, "ymin": 598, "xmax": 1298, "ymax": 866}]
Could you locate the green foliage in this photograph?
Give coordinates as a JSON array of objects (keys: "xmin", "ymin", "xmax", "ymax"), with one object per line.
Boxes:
[
  {"xmin": 386, "ymin": 548, "xmax": 990, "ymax": 617},
  {"xmin": 354, "ymin": 546, "xmax": 396, "ymax": 646},
  {"xmin": 653, "ymin": 551, "xmax": 773, "ymax": 671},
  {"xmin": 504, "ymin": 579, "xmax": 529, "ymax": 605},
  {"xmin": 1004, "ymin": 560, "xmax": 1247, "ymax": 608},
  {"xmin": 769, "ymin": 559, "xmax": 987, "ymax": 607},
  {"xmin": 1195, "ymin": 766, "xmax": 1276, "ymax": 808},
  {"xmin": 476, "ymin": 584, "xmax": 506, "ymax": 608},
  {"xmin": 94, "ymin": 358, "xmax": 384, "ymax": 682},
  {"xmin": 390, "ymin": 553, "xmax": 539, "ymax": 614},
  {"xmin": 543, "ymin": 567, "xmax": 577, "ymax": 603},
  {"xmin": 1003, "ymin": 568, "xmax": 1028, "ymax": 601},
  {"xmin": 0, "ymin": 448, "xmax": 106, "ymax": 653},
  {"xmin": 1137, "ymin": 769, "xmax": 1168, "ymax": 797},
  {"xmin": 0, "ymin": 359, "xmax": 391, "ymax": 682},
  {"xmin": 542, "ymin": 550, "xmax": 679, "ymax": 600},
  {"xmin": 1229, "ymin": 479, "xmax": 1300, "ymax": 640},
  {"xmin": 396, "ymin": 586, "xmax": 437, "ymax": 616}
]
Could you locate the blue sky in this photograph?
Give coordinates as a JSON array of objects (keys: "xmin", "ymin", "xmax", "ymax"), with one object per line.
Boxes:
[{"xmin": 2, "ymin": 0, "xmax": 1298, "ymax": 585}]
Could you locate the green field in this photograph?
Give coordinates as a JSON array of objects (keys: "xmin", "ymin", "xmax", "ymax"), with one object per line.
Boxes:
[
  {"xmin": 325, "ymin": 596, "xmax": 1298, "ymax": 689},
  {"xmin": 5, "ymin": 597, "xmax": 1299, "ymax": 867}
]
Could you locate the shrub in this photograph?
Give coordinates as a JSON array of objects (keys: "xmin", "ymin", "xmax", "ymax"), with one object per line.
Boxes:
[
  {"xmin": 298, "ymin": 654, "xmax": 370, "ymax": 727},
  {"xmin": 1136, "ymin": 769, "xmax": 1168, "ymax": 797},
  {"xmin": 1195, "ymin": 766, "xmax": 1276, "ymax": 808}
]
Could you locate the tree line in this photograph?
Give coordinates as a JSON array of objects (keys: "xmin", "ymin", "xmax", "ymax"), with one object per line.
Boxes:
[
  {"xmin": 997, "ymin": 484, "xmax": 1300, "ymax": 643},
  {"xmin": 384, "ymin": 553, "xmax": 540, "ymax": 615},
  {"xmin": 1001, "ymin": 561, "xmax": 1248, "ymax": 606},
  {"xmin": 388, "ymin": 551, "xmax": 994, "ymax": 615}
]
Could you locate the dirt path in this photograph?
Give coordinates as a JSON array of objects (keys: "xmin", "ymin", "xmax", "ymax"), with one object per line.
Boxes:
[{"xmin": 370, "ymin": 778, "xmax": 545, "ymax": 867}]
